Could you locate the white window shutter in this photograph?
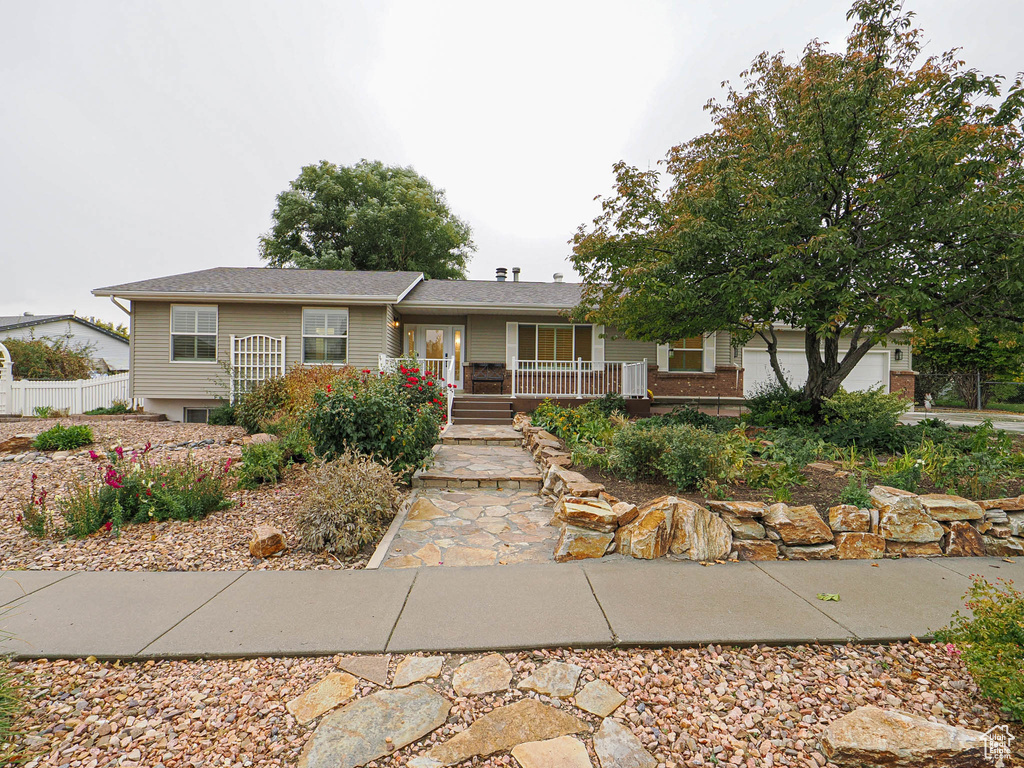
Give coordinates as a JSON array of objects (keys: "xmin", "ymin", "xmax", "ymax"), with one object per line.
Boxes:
[
  {"xmin": 593, "ymin": 325, "xmax": 605, "ymax": 370},
  {"xmin": 656, "ymin": 343, "xmax": 669, "ymax": 370},
  {"xmin": 703, "ymin": 332, "xmax": 717, "ymax": 372},
  {"xmin": 505, "ymin": 322, "xmax": 518, "ymax": 367}
]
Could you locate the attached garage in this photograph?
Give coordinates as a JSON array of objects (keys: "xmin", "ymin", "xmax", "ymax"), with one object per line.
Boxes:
[{"xmin": 743, "ymin": 350, "xmax": 890, "ymax": 397}]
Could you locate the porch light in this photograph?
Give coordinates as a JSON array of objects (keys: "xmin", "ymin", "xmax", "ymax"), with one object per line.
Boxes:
[{"xmin": 894, "ymin": 349, "xmax": 903, "ymax": 361}]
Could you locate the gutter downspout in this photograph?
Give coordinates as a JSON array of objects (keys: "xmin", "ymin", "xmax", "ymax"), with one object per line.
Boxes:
[{"xmin": 110, "ymin": 297, "xmax": 131, "ymax": 316}]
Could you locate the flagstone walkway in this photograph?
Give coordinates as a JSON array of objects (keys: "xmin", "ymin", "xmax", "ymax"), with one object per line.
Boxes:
[{"xmin": 382, "ymin": 425, "xmax": 558, "ymax": 568}]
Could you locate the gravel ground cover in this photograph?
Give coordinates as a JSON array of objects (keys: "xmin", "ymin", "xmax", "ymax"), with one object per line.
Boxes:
[
  {"xmin": 3, "ymin": 642, "xmax": 1019, "ymax": 768},
  {"xmin": 0, "ymin": 420, "xmax": 367, "ymax": 571}
]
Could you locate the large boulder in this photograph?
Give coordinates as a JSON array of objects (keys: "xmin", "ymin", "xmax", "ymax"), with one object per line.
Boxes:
[
  {"xmin": 706, "ymin": 500, "xmax": 768, "ymax": 518},
  {"xmin": 869, "ymin": 485, "xmax": 923, "ymax": 515},
  {"xmin": 916, "ymin": 494, "xmax": 984, "ymax": 521},
  {"xmin": 885, "ymin": 541, "xmax": 942, "ymax": 557},
  {"xmin": 1007, "ymin": 512, "xmax": 1024, "ymax": 537},
  {"xmin": 976, "ymin": 495, "xmax": 1024, "ymax": 512},
  {"xmin": 733, "ymin": 540, "xmax": 779, "ymax": 561},
  {"xmin": 878, "ymin": 506, "xmax": 943, "ymax": 544},
  {"xmin": 543, "ymin": 466, "xmax": 603, "ymax": 499},
  {"xmin": 616, "ymin": 496, "xmax": 675, "ymax": 560},
  {"xmin": 669, "ymin": 499, "xmax": 732, "ymax": 561},
  {"xmin": 249, "ymin": 525, "xmax": 287, "ymax": 558},
  {"xmin": 982, "ymin": 536, "xmax": 1024, "ymax": 557},
  {"xmin": 762, "ymin": 504, "xmax": 833, "ymax": 545},
  {"xmin": 719, "ymin": 511, "xmax": 767, "ymax": 540},
  {"xmin": 821, "ymin": 705, "xmax": 987, "ymax": 767},
  {"xmin": 553, "ymin": 496, "xmax": 618, "ymax": 532},
  {"xmin": 828, "ymin": 505, "xmax": 873, "ymax": 533},
  {"xmin": 553, "ymin": 525, "xmax": 614, "ymax": 562},
  {"xmin": 834, "ymin": 532, "xmax": 885, "ymax": 560},
  {"xmin": 611, "ymin": 501, "xmax": 640, "ymax": 526},
  {"xmin": 943, "ymin": 520, "xmax": 985, "ymax": 557}
]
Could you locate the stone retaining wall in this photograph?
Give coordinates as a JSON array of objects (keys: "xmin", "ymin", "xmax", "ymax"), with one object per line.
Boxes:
[{"xmin": 518, "ymin": 420, "xmax": 1024, "ymax": 563}]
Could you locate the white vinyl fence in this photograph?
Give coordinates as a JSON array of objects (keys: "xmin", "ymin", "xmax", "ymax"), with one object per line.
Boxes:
[{"xmin": 1, "ymin": 373, "xmax": 133, "ymax": 416}]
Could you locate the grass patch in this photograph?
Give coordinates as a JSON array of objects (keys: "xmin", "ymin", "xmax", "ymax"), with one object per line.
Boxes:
[{"xmin": 0, "ymin": 659, "xmax": 21, "ymax": 749}]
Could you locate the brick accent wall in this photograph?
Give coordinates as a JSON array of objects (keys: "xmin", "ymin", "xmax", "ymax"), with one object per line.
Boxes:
[
  {"xmin": 890, "ymin": 370, "xmax": 916, "ymax": 400},
  {"xmin": 649, "ymin": 365, "xmax": 744, "ymax": 400}
]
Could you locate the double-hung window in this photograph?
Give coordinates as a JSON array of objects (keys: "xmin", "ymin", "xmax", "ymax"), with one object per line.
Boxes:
[
  {"xmin": 303, "ymin": 308, "xmax": 348, "ymax": 364},
  {"xmin": 518, "ymin": 324, "xmax": 592, "ymax": 367},
  {"xmin": 668, "ymin": 336, "xmax": 704, "ymax": 372},
  {"xmin": 171, "ymin": 305, "xmax": 218, "ymax": 362}
]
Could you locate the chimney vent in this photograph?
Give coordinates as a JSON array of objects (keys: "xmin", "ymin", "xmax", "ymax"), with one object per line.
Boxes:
[
  {"xmin": 496, "ymin": 267, "xmax": 507, "ymax": 282},
  {"xmin": 553, "ymin": 273, "xmax": 564, "ymax": 283},
  {"xmin": 512, "ymin": 267, "xmax": 521, "ymax": 282}
]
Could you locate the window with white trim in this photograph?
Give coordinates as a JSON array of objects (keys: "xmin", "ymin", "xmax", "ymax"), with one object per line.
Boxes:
[
  {"xmin": 302, "ymin": 308, "xmax": 348, "ymax": 364},
  {"xmin": 668, "ymin": 336, "xmax": 704, "ymax": 372},
  {"xmin": 171, "ymin": 305, "xmax": 218, "ymax": 362},
  {"xmin": 518, "ymin": 324, "xmax": 592, "ymax": 364}
]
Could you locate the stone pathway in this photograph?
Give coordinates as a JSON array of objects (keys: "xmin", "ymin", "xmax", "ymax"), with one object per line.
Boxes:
[{"xmin": 411, "ymin": 445, "xmax": 542, "ymax": 490}]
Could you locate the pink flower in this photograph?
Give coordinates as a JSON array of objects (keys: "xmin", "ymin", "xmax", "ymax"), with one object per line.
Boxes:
[
  {"xmin": 103, "ymin": 521, "xmax": 113, "ymax": 532},
  {"xmin": 143, "ymin": 441, "xmax": 152, "ymax": 454},
  {"xmin": 114, "ymin": 446, "xmax": 124, "ymax": 459},
  {"xmin": 224, "ymin": 457, "xmax": 234, "ymax": 472},
  {"xmin": 945, "ymin": 643, "xmax": 962, "ymax": 659},
  {"xmin": 89, "ymin": 450, "xmax": 100, "ymax": 461}
]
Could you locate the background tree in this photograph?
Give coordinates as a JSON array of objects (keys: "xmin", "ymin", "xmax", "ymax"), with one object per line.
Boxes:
[
  {"xmin": 913, "ymin": 328, "xmax": 1024, "ymax": 408},
  {"xmin": 260, "ymin": 160, "xmax": 474, "ymax": 279},
  {"xmin": 1, "ymin": 337, "xmax": 94, "ymax": 380},
  {"xmin": 571, "ymin": 0, "xmax": 1024, "ymax": 410}
]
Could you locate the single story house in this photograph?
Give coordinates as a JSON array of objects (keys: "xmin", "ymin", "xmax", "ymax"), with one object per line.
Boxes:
[
  {"xmin": 92, "ymin": 267, "xmax": 915, "ymax": 423},
  {"xmin": 0, "ymin": 313, "xmax": 130, "ymax": 372}
]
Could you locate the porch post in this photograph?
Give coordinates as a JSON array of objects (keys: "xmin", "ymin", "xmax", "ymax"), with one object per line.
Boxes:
[
  {"xmin": 576, "ymin": 357, "xmax": 583, "ymax": 399},
  {"xmin": 511, "ymin": 356, "xmax": 517, "ymax": 397}
]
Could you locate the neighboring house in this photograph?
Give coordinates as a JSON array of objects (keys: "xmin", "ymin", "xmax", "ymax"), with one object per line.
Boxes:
[
  {"xmin": 92, "ymin": 267, "xmax": 914, "ymax": 422},
  {"xmin": 0, "ymin": 313, "xmax": 130, "ymax": 372}
]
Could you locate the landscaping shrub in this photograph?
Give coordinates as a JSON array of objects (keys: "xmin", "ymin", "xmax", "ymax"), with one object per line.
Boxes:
[
  {"xmin": 640, "ymin": 405, "xmax": 728, "ymax": 432},
  {"xmin": 658, "ymin": 424, "xmax": 742, "ymax": 491},
  {"xmin": 532, "ymin": 400, "xmax": 616, "ymax": 446},
  {"xmin": 837, "ymin": 475, "xmax": 873, "ymax": 507},
  {"xmin": 610, "ymin": 423, "xmax": 669, "ymax": 481},
  {"xmin": 304, "ymin": 367, "xmax": 445, "ymax": 478},
  {"xmin": 295, "ymin": 453, "xmax": 401, "ymax": 556},
  {"xmin": 23, "ymin": 448, "xmax": 233, "ymax": 538},
  {"xmin": 2, "ymin": 336, "xmax": 94, "ymax": 380},
  {"xmin": 32, "ymin": 406, "xmax": 68, "ymax": 418},
  {"xmin": 0, "ymin": 657, "xmax": 21, "ymax": 749},
  {"xmin": 235, "ymin": 376, "xmax": 289, "ymax": 434},
  {"xmin": 236, "ymin": 442, "xmax": 287, "ymax": 488},
  {"xmin": 745, "ymin": 382, "xmax": 815, "ymax": 428},
  {"xmin": 821, "ymin": 387, "xmax": 909, "ymax": 426},
  {"xmin": 934, "ymin": 577, "xmax": 1024, "ymax": 721},
  {"xmin": 84, "ymin": 400, "xmax": 131, "ymax": 416},
  {"xmin": 207, "ymin": 402, "xmax": 237, "ymax": 425},
  {"xmin": 32, "ymin": 423, "xmax": 93, "ymax": 451},
  {"xmin": 593, "ymin": 392, "xmax": 628, "ymax": 417},
  {"xmin": 878, "ymin": 453, "xmax": 924, "ymax": 493},
  {"xmin": 234, "ymin": 366, "xmax": 364, "ymax": 433}
]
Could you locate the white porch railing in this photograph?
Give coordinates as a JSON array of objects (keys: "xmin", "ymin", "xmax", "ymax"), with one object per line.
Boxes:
[
  {"xmin": 378, "ymin": 355, "xmax": 457, "ymax": 425},
  {"xmin": 512, "ymin": 358, "xmax": 648, "ymax": 398},
  {"xmin": 2, "ymin": 373, "xmax": 134, "ymax": 416}
]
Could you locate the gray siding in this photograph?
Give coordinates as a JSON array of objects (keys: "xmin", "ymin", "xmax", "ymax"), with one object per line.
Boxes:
[
  {"xmin": 466, "ymin": 314, "xmax": 570, "ymax": 363},
  {"xmin": 385, "ymin": 305, "xmax": 403, "ymax": 358},
  {"xmin": 604, "ymin": 325, "xmax": 657, "ymax": 363}
]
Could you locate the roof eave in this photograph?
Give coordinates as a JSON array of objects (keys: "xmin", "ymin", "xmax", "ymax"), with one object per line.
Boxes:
[
  {"xmin": 90, "ymin": 290, "xmax": 407, "ymax": 304},
  {"xmin": 397, "ymin": 301, "xmax": 576, "ymax": 313}
]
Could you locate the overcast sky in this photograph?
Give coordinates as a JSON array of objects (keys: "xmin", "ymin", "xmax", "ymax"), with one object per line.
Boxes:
[{"xmin": 2, "ymin": 0, "xmax": 1020, "ymax": 325}]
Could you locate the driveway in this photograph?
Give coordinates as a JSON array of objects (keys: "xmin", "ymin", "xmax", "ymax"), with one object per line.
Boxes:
[{"xmin": 901, "ymin": 409, "xmax": 1024, "ymax": 433}]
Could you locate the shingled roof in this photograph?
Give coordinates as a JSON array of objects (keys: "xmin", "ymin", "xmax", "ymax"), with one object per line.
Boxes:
[
  {"xmin": 93, "ymin": 267, "xmax": 424, "ymax": 301},
  {"xmin": 402, "ymin": 279, "xmax": 582, "ymax": 309}
]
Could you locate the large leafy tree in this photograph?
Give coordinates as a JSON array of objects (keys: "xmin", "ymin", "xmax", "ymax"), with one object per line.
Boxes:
[
  {"xmin": 571, "ymin": 0, "xmax": 1024, "ymax": 407},
  {"xmin": 913, "ymin": 328, "xmax": 1024, "ymax": 408},
  {"xmin": 260, "ymin": 160, "xmax": 474, "ymax": 278}
]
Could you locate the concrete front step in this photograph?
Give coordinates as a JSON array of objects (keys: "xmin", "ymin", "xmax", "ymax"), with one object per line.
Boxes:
[
  {"xmin": 442, "ymin": 436, "xmax": 522, "ymax": 446},
  {"xmin": 453, "ymin": 417, "xmax": 516, "ymax": 426},
  {"xmin": 411, "ymin": 476, "xmax": 542, "ymax": 491},
  {"xmin": 452, "ymin": 408, "xmax": 515, "ymax": 420}
]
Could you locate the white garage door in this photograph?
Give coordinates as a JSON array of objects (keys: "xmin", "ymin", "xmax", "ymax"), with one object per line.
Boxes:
[{"xmin": 743, "ymin": 350, "xmax": 889, "ymax": 397}]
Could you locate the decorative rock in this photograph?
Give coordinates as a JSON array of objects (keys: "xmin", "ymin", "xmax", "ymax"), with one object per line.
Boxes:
[
  {"xmin": 545, "ymin": 467, "xmax": 604, "ymax": 499},
  {"xmin": 878, "ymin": 507, "xmax": 943, "ymax": 543},
  {"xmin": 574, "ymin": 679, "xmax": 626, "ymax": 717},
  {"xmin": 706, "ymin": 500, "xmax": 768, "ymax": 518},
  {"xmin": 452, "ymin": 653, "xmax": 513, "ymax": 696},
  {"xmin": 1007, "ymin": 512, "xmax": 1024, "ymax": 537},
  {"xmin": 869, "ymin": 485, "xmax": 923, "ymax": 515},
  {"xmin": 976, "ymin": 495, "xmax": 1024, "ymax": 511},
  {"xmin": 916, "ymin": 494, "xmax": 984, "ymax": 521},
  {"xmin": 286, "ymin": 672, "xmax": 358, "ymax": 724},
  {"xmin": 518, "ymin": 661, "xmax": 583, "ymax": 698},
  {"xmin": 616, "ymin": 496, "xmax": 675, "ymax": 560},
  {"xmin": 972, "ymin": 519, "xmax": 994, "ymax": 534},
  {"xmin": 593, "ymin": 718, "xmax": 657, "ymax": 768},
  {"xmin": 669, "ymin": 500, "xmax": 732, "ymax": 561},
  {"xmin": 834, "ymin": 532, "xmax": 885, "ymax": 560},
  {"xmin": 990, "ymin": 524, "xmax": 1013, "ymax": 538},
  {"xmin": 762, "ymin": 504, "xmax": 833, "ymax": 545},
  {"xmin": 986, "ymin": 509, "xmax": 1010, "ymax": 524},
  {"xmin": 821, "ymin": 705, "xmax": 986, "ymax": 767},
  {"xmin": 511, "ymin": 736, "xmax": 593, "ymax": 768},
  {"xmin": 247, "ymin": 433, "xmax": 278, "ymax": 445},
  {"xmin": 428, "ymin": 699, "xmax": 587, "ymax": 765},
  {"xmin": 299, "ymin": 685, "xmax": 450, "ymax": 768},
  {"xmin": 733, "ymin": 539, "xmax": 778, "ymax": 561},
  {"xmin": 779, "ymin": 543, "xmax": 836, "ymax": 560},
  {"xmin": 943, "ymin": 521, "xmax": 985, "ymax": 557},
  {"xmin": 337, "ymin": 655, "xmax": 390, "ymax": 686},
  {"xmin": 982, "ymin": 536, "xmax": 1024, "ymax": 557},
  {"xmin": 553, "ymin": 496, "xmax": 619, "ymax": 532},
  {"xmin": 720, "ymin": 511, "xmax": 767, "ymax": 540},
  {"xmin": 392, "ymin": 656, "xmax": 444, "ymax": 688},
  {"xmin": 249, "ymin": 525, "xmax": 287, "ymax": 558},
  {"xmin": 611, "ymin": 501, "xmax": 639, "ymax": 526},
  {"xmin": 828, "ymin": 505, "xmax": 872, "ymax": 533},
  {"xmin": 885, "ymin": 541, "xmax": 942, "ymax": 557},
  {"xmin": 554, "ymin": 525, "xmax": 614, "ymax": 562}
]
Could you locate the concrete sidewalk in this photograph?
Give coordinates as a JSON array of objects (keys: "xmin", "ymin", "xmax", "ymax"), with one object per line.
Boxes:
[
  {"xmin": 1, "ymin": 556, "xmax": 1019, "ymax": 660},
  {"xmin": 901, "ymin": 409, "xmax": 1024, "ymax": 433}
]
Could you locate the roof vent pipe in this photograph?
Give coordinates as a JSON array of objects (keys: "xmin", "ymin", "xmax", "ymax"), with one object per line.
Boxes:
[
  {"xmin": 496, "ymin": 267, "xmax": 507, "ymax": 282},
  {"xmin": 512, "ymin": 267, "xmax": 521, "ymax": 282},
  {"xmin": 553, "ymin": 273, "xmax": 563, "ymax": 283}
]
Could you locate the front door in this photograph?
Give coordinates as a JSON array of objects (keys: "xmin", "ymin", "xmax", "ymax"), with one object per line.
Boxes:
[{"xmin": 406, "ymin": 325, "xmax": 464, "ymax": 389}]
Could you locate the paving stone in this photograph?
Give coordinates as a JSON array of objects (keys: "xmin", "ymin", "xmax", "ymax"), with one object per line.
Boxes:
[
  {"xmin": 452, "ymin": 653, "xmax": 513, "ymax": 696},
  {"xmin": 414, "ymin": 543, "xmax": 443, "ymax": 566},
  {"xmin": 517, "ymin": 661, "xmax": 583, "ymax": 698},
  {"xmin": 286, "ymin": 672, "xmax": 358, "ymax": 724},
  {"xmin": 408, "ymin": 498, "xmax": 449, "ymax": 521},
  {"xmin": 428, "ymin": 699, "xmax": 587, "ymax": 765},
  {"xmin": 382, "ymin": 555, "xmax": 422, "ymax": 569},
  {"xmin": 299, "ymin": 684, "xmax": 450, "ymax": 768},
  {"xmin": 574, "ymin": 679, "xmax": 626, "ymax": 717},
  {"xmin": 337, "ymin": 655, "xmax": 390, "ymax": 686},
  {"xmin": 512, "ymin": 735, "xmax": 593, "ymax": 768},
  {"xmin": 444, "ymin": 546, "xmax": 497, "ymax": 567},
  {"xmin": 593, "ymin": 718, "xmax": 657, "ymax": 768},
  {"xmin": 392, "ymin": 656, "xmax": 444, "ymax": 687}
]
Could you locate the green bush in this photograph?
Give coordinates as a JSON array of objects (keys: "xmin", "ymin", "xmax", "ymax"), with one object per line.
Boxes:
[
  {"xmin": 821, "ymin": 387, "xmax": 909, "ymax": 425},
  {"xmin": 235, "ymin": 377, "xmax": 289, "ymax": 434},
  {"xmin": 593, "ymin": 392, "xmax": 628, "ymax": 417},
  {"xmin": 658, "ymin": 424, "xmax": 741, "ymax": 491},
  {"xmin": 237, "ymin": 441, "xmax": 287, "ymax": 488},
  {"xmin": 305, "ymin": 368, "xmax": 445, "ymax": 479},
  {"xmin": 84, "ymin": 400, "xmax": 131, "ymax": 416},
  {"xmin": 641, "ymin": 405, "xmax": 726, "ymax": 431},
  {"xmin": 532, "ymin": 400, "xmax": 616, "ymax": 446},
  {"xmin": 2, "ymin": 336, "xmax": 94, "ymax": 380},
  {"xmin": 207, "ymin": 403, "xmax": 237, "ymax": 425},
  {"xmin": 745, "ymin": 382, "xmax": 815, "ymax": 428},
  {"xmin": 934, "ymin": 577, "xmax": 1024, "ymax": 721},
  {"xmin": 32, "ymin": 423, "xmax": 93, "ymax": 451},
  {"xmin": 837, "ymin": 475, "xmax": 872, "ymax": 507},
  {"xmin": 610, "ymin": 423, "xmax": 669, "ymax": 480},
  {"xmin": 296, "ymin": 453, "xmax": 401, "ymax": 556}
]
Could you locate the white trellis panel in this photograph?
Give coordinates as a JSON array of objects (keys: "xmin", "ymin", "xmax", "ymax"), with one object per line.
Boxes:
[{"xmin": 231, "ymin": 335, "xmax": 286, "ymax": 402}]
